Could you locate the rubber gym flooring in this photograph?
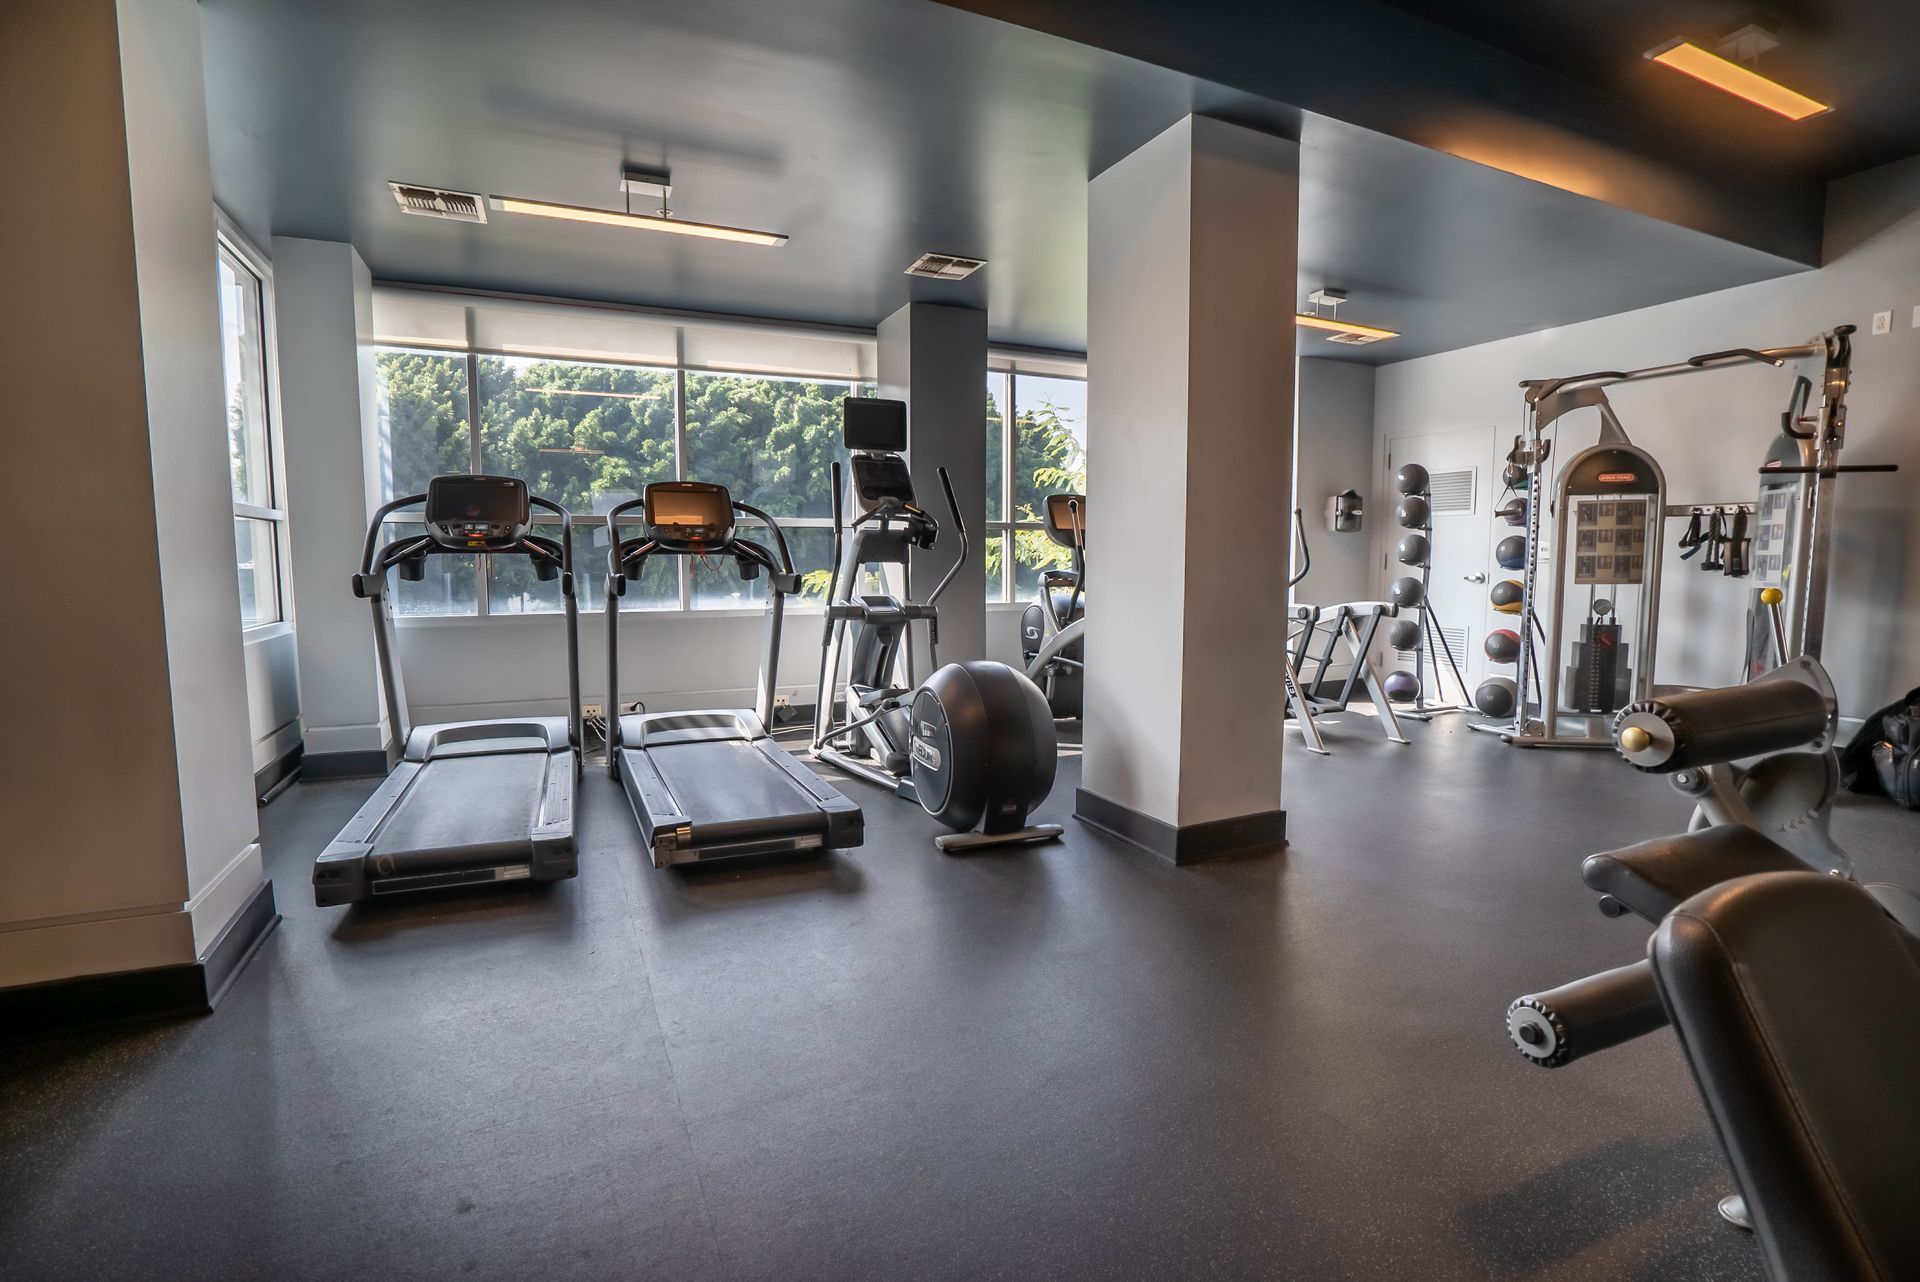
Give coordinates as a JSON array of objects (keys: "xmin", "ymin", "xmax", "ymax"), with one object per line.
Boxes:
[{"xmin": 5, "ymin": 714, "xmax": 1915, "ymax": 1280}]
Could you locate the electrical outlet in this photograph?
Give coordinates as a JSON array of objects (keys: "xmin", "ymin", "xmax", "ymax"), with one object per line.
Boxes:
[
  {"xmin": 581, "ymin": 703, "xmax": 604, "ymax": 720},
  {"xmin": 1872, "ymin": 310, "xmax": 1892, "ymax": 335},
  {"xmin": 772, "ymin": 694, "xmax": 792, "ymax": 708}
]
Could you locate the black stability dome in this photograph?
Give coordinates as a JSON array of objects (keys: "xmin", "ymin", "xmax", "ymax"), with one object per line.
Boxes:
[
  {"xmin": 1389, "ymin": 576, "xmax": 1425, "ymax": 609},
  {"xmin": 1394, "ymin": 463, "xmax": 1429, "ymax": 496},
  {"xmin": 1396, "ymin": 533, "xmax": 1430, "ymax": 566},
  {"xmin": 1384, "ymin": 671, "xmax": 1420, "ymax": 703},
  {"xmin": 1397, "ymin": 495, "xmax": 1429, "ymax": 529},
  {"xmin": 1388, "ymin": 618, "xmax": 1422, "ymax": 651},
  {"xmin": 910, "ymin": 661, "xmax": 1056, "ymax": 836}
]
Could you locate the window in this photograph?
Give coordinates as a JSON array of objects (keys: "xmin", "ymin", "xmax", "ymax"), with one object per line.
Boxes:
[
  {"xmin": 984, "ymin": 369, "xmax": 1088, "ymax": 603},
  {"xmin": 372, "ymin": 345, "xmax": 869, "ymax": 615},
  {"xmin": 217, "ymin": 236, "xmax": 284, "ymax": 628}
]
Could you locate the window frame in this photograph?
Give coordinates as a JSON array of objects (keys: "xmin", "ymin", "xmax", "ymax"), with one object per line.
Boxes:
[
  {"xmin": 371, "ymin": 348, "xmax": 868, "ymax": 618},
  {"xmin": 216, "ymin": 213, "xmax": 289, "ymax": 632},
  {"xmin": 984, "ymin": 364, "xmax": 1088, "ymax": 605}
]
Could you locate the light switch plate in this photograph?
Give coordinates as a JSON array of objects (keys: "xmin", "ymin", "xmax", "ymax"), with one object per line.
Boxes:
[
  {"xmin": 1873, "ymin": 310, "xmax": 1893, "ymax": 335},
  {"xmin": 1911, "ymin": 305, "xmax": 1920, "ymax": 329}
]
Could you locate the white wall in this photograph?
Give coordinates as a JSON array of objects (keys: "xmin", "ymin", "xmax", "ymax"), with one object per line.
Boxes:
[{"xmin": 1373, "ymin": 154, "xmax": 1920, "ymax": 719}]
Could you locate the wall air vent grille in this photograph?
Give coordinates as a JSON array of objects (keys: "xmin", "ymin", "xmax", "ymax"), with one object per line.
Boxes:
[
  {"xmin": 1428, "ymin": 468, "xmax": 1476, "ymax": 514},
  {"xmin": 389, "ymin": 182, "xmax": 488, "ymax": 223},
  {"xmin": 905, "ymin": 252, "xmax": 985, "ymax": 280},
  {"xmin": 1397, "ymin": 627, "xmax": 1468, "ymax": 669}
]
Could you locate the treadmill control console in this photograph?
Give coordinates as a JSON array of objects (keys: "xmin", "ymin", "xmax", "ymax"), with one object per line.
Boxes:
[
  {"xmin": 425, "ymin": 475, "xmax": 532, "ymax": 549},
  {"xmin": 645, "ymin": 481, "xmax": 737, "ymax": 552}
]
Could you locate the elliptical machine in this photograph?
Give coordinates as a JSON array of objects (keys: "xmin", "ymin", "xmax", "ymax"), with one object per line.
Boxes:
[
  {"xmin": 1020, "ymin": 493, "xmax": 1085, "ymax": 720},
  {"xmin": 812, "ymin": 398, "xmax": 1063, "ymax": 853}
]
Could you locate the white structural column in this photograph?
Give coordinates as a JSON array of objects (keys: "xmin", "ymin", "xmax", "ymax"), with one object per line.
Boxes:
[
  {"xmin": 0, "ymin": 0, "xmax": 272, "ymax": 1000},
  {"xmin": 273, "ymin": 238, "xmax": 390, "ymax": 769},
  {"xmin": 1078, "ymin": 115, "xmax": 1299, "ymax": 863},
  {"xmin": 877, "ymin": 302, "xmax": 990, "ymax": 668}
]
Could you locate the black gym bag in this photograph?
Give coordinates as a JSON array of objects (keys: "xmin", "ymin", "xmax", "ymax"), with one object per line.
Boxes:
[{"xmin": 1841, "ymin": 685, "xmax": 1920, "ymax": 807}]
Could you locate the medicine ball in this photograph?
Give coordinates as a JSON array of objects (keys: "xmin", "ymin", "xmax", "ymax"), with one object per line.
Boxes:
[
  {"xmin": 1396, "ymin": 533, "xmax": 1430, "ymax": 566},
  {"xmin": 1389, "ymin": 576, "xmax": 1425, "ymax": 609},
  {"xmin": 1475, "ymin": 677, "xmax": 1518, "ymax": 719},
  {"xmin": 1388, "ymin": 618, "xmax": 1422, "ymax": 651},
  {"xmin": 1489, "ymin": 579, "xmax": 1524, "ymax": 614},
  {"xmin": 1383, "ymin": 671, "xmax": 1420, "ymax": 703},
  {"xmin": 1397, "ymin": 495, "xmax": 1429, "ymax": 529},
  {"xmin": 1395, "ymin": 463, "xmax": 1430, "ymax": 497},
  {"xmin": 1495, "ymin": 534, "xmax": 1526, "ymax": 570},
  {"xmin": 1483, "ymin": 628, "xmax": 1521, "ymax": 665},
  {"xmin": 1496, "ymin": 498, "xmax": 1528, "ymax": 527}
]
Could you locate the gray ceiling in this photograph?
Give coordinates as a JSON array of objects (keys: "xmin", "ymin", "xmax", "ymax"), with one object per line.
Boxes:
[{"xmin": 201, "ymin": 0, "xmax": 1839, "ymax": 366}]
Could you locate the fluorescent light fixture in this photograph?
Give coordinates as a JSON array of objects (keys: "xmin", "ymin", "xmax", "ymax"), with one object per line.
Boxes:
[
  {"xmin": 1295, "ymin": 313, "xmax": 1398, "ymax": 342},
  {"xmin": 488, "ymin": 195, "xmax": 787, "ymax": 247},
  {"xmin": 1644, "ymin": 39, "xmax": 1831, "ymax": 121}
]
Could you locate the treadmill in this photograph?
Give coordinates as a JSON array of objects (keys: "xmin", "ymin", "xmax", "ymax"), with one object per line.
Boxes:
[
  {"xmin": 605, "ymin": 481, "xmax": 863, "ymax": 867},
  {"xmin": 313, "ymin": 475, "xmax": 582, "ymax": 906}
]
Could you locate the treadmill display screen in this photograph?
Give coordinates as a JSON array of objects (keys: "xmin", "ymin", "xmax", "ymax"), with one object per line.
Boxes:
[
  {"xmin": 424, "ymin": 475, "xmax": 531, "ymax": 548},
  {"xmin": 844, "ymin": 397, "xmax": 907, "ymax": 452},
  {"xmin": 645, "ymin": 482, "xmax": 735, "ymax": 549}
]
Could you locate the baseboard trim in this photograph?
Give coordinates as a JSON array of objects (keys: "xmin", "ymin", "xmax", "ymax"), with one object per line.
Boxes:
[
  {"xmin": 300, "ymin": 748, "xmax": 388, "ymax": 780},
  {"xmin": 0, "ymin": 881, "xmax": 279, "ymax": 1044},
  {"xmin": 255, "ymin": 743, "xmax": 303, "ymax": 802},
  {"xmin": 1075, "ymin": 789, "xmax": 1287, "ymax": 865}
]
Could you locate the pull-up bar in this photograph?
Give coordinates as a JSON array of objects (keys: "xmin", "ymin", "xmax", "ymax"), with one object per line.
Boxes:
[{"xmin": 1522, "ymin": 341, "xmax": 1828, "ymax": 405}]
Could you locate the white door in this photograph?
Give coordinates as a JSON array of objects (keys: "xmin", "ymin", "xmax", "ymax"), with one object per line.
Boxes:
[{"xmin": 1383, "ymin": 426, "xmax": 1496, "ymax": 700}]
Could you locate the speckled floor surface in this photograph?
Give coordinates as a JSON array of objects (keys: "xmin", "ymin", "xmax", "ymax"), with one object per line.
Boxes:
[{"xmin": 6, "ymin": 714, "xmax": 1916, "ymax": 1280}]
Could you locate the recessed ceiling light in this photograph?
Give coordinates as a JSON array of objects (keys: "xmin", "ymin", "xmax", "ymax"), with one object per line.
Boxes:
[
  {"xmin": 1644, "ymin": 36, "xmax": 1831, "ymax": 121},
  {"xmin": 489, "ymin": 166, "xmax": 787, "ymax": 247},
  {"xmin": 1297, "ymin": 289, "xmax": 1397, "ymax": 344}
]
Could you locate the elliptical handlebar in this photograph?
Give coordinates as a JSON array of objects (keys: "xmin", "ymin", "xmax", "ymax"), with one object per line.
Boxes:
[
  {"xmin": 1288, "ymin": 507, "xmax": 1311, "ymax": 590},
  {"xmin": 924, "ymin": 465, "xmax": 968, "ymax": 613}
]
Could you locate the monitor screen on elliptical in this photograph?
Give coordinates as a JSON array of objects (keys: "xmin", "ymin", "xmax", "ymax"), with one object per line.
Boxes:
[{"xmin": 844, "ymin": 397, "xmax": 907, "ymax": 452}]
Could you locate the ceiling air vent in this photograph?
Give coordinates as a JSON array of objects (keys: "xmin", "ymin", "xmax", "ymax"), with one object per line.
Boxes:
[
  {"xmin": 905, "ymin": 252, "xmax": 985, "ymax": 280},
  {"xmin": 389, "ymin": 182, "xmax": 488, "ymax": 224},
  {"xmin": 1323, "ymin": 329, "xmax": 1389, "ymax": 346}
]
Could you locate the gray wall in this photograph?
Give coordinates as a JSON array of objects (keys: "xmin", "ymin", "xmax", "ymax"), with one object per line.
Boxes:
[
  {"xmin": 1373, "ymin": 154, "xmax": 1920, "ymax": 718},
  {"xmin": 1293, "ymin": 358, "xmax": 1376, "ymax": 608}
]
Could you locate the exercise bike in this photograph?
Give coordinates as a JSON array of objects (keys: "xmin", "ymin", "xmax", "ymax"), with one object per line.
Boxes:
[
  {"xmin": 1020, "ymin": 493, "xmax": 1085, "ymax": 720},
  {"xmin": 811, "ymin": 398, "xmax": 1063, "ymax": 853}
]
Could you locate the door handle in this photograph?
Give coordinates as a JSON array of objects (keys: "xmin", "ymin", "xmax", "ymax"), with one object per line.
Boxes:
[{"xmin": 1464, "ymin": 572, "xmax": 1488, "ymax": 583}]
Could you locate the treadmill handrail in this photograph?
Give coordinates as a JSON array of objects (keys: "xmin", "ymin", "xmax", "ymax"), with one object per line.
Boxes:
[{"xmin": 603, "ymin": 491, "xmax": 800, "ymax": 765}]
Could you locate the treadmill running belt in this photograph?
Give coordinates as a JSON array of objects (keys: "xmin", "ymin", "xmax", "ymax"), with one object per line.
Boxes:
[
  {"xmin": 644, "ymin": 739, "xmax": 825, "ymax": 827},
  {"xmin": 374, "ymin": 753, "xmax": 548, "ymax": 855}
]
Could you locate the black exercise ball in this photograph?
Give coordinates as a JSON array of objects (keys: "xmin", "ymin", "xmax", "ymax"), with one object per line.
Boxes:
[
  {"xmin": 1397, "ymin": 495, "xmax": 1429, "ymax": 529},
  {"xmin": 1483, "ymin": 628, "xmax": 1521, "ymax": 665},
  {"xmin": 1495, "ymin": 535, "xmax": 1526, "ymax": 570},
  {"xmin": 1388, "ymin": 618, "xmax": 1422, "ymax": 651},
  {"xmin": 1396, "ymin": 533, "xmax": 1431, "ymax": 566},
  {"xmin": 1489, "ymin": 579, "xmax": 1524, "ymax": 614},
  {"xmin": 1384, "ymin": 671, "xmax": 1420, "ymax": 703},
  {"xmin": 1475, "ymin": 676, "xmax": 1518, "ymax": 719},
  {"xmin": 910, "ymin": 661, "xmax": 1056, "ymax": 836},
  {"xmin": 1389, "ymin": 576, "xmax": 1425, "ymax": 609},
  {"xmin": 1395, "ymin": 463, "xmax": 1430, "ymax": 497}
]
